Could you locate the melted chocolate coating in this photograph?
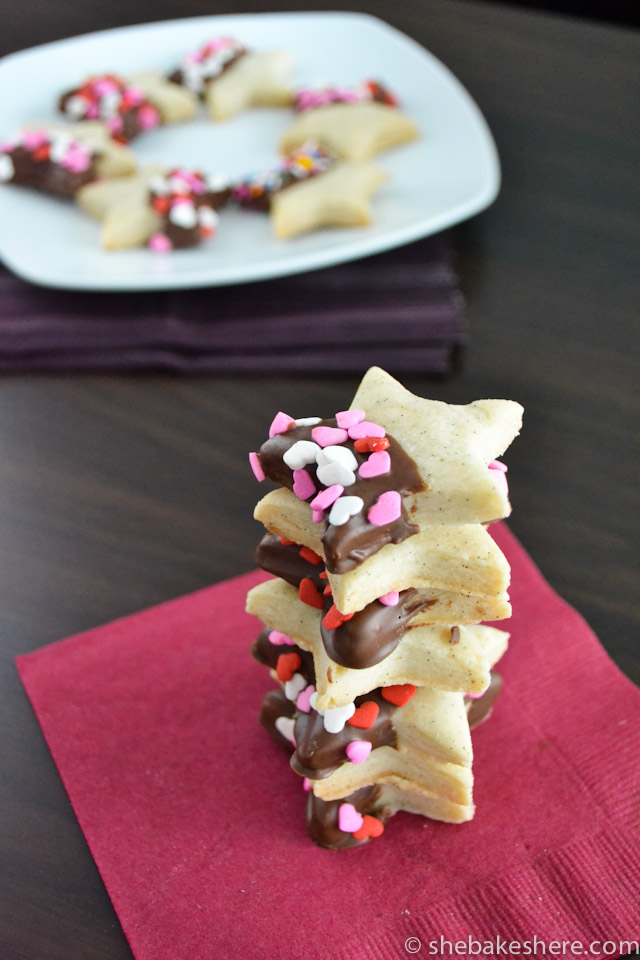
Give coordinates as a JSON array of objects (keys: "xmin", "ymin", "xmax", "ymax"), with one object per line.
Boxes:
[
  {"xmin": 58, "ymin": 92, "xmax": 146, "ymax": 142},
  {"xmin": 466, "ymin": 671, "xmax": 502, "ymax": 729},
  {"xmin": 255, "ymin": 533, "xmax": 434, "ymax": 669},
  {"xmin": 152, "ymin": 186, "xmax": 231, "ymax": 249},
  {"xmin": 7, "ymin": 146, "xmax": 98, "ymax": 198},
  {"xmin": 258, "ymin": 419, "xmax": 423, "ymax": 574},
  {"xmin": 292, "ymin": 688, "xmax": 397, "ymax": 780},
  {"xmin": 306, "ymin": 786, "xmax": 385, "ymax": 849}
]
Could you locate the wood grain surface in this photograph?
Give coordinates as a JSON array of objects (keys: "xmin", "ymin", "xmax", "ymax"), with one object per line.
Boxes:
[{"xmin": 0, "ymin": 2, "xmax": 638, "ymax": 958}]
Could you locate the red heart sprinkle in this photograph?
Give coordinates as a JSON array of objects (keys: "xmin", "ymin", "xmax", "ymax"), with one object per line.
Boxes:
[
  {"xmin": 323, "ymin": 584, "xmax": 332, "ymax": 596},
  {"xmin": 299, "ymin": 545, "xmax": 322, "ymax": 565},
  {"xmin": 354, "ymin": 436, "xmax": 390, "ymax": 453},
  {"xmin": 322, "ymin": 604, "xmax": 355, "ymax": 631},
  {"xmin": 299, "ymin": 578, "xmax": 324, "ymax": 610},
  {"xmin": 279, "ymin": 537, "xmax": 295, "ymax": 546},
  {"xmin": 352, "ymin": 814, "xmax": 385, "ymax": 840},
  {"xmin": 276, "ymin": 652, "xmax": 302, "ymax": 682},
  {"xmin": 381, "ymin": 684, "xmax": 417, "ymax": 708},
  {"xmin": 32, "ymin": 145, "xmax": 50, "ymax": 163},
  {"xmin": 152, "ymin": 196, "xmax": 171, "ymax": 215},
  {"xmin": 319, "ymin": 571, "xmax": 328, "ymax": 580},
  {"xmin": 348, "ymin": 701, "xmax": 379, "ymax": 729}
]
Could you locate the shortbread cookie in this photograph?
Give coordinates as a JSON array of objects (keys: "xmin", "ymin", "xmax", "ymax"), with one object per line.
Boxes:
[
  {"xmin": 0, "ymin": 126, "xmax": 135, "ymax": 198},
  {"xmin": 253, "ymin": 493, "xmax": 511, "ymax": 612},
  {"xmin": 280, "ymin": 100, "xmax": 417, "ymax": 161},
  {"xmin": 59, "ymin": 74, "xmax": 163, "ymax": 141},
  {"xmin": 233, "ymin": 141, "xmax": 334, "ymax": 211},
  {"xmin": 247, "ymin": 575, "xmax": 509, "ymax": 708},
  {"xmin": 250, "ymin": 368, "xmax": 522, "ymax": 573},
  {"xmin": 255, "ymin": 532, "xmax": 510, "ymax": 667},
  {"xmin": 171, "ymin": 39, "xmax": 293, "ymax": 121},
  {"xmin": 77, "ymin": 166, "xmax": 230, "ymax": 251}
]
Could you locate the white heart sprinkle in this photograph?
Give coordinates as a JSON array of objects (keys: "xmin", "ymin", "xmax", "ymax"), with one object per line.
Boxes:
[
  {"xmin": 168, "ymin": 176, "xmax": 192, "ymax": 194},
  {"xmin": 317, "ymin": 461, "xmax": 356, "ymax": 488},
  {"xmin": 328, "ymin": 496, "xmax": 364, "ymax": 526},
  {"xmin": 0, "ymin": 154, "xmax": 15, "ymax": 183},
  {"xmin": 49, "ymin": 134, "xmax": 72, "ymax": 163},
  {"xmin": 169, "ymin": 202, "xmax": 198, "ymax": 229},
  {"xmin": 284, "ymin": 672, "xmax": 307, "ymax": 702},
  {"xmin": 322, "ymin": 702, "xmax": 356, "ymax": 734},
  {"xmin": 283, "ymin": 440, "xmax": 321, "ymax": 471},
  {"xmin": 294, "ymin": 417, "xmax": 322, "ymax": 427},
  {"xmin": 148, "ymin": 175, "xmax": 169, "ymax": 195},
  {"xmin": 309, "ymin": 690, "xmax": 323, "ymax": 715},
  {"xmin": 100, "ymin": 91, "xmax": 122, "ymax": 118},
  {"xmin": 316, "ymin": 444, "xmax": 358, "ymax": 471},
  {"xmin": 275, "ymin": 716, "xmax": 296, "ymax": 743}
]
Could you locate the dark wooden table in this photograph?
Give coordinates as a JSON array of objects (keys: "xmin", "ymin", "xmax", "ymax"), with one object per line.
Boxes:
[{"xmin": 1, "ymin": 2, "xmax": 638, "ymax": 958}]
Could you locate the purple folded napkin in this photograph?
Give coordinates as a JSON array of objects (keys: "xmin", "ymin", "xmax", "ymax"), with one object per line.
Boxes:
[{"xmin": 0, "ymin": 234, "xmax": 465, "ymax": 374}]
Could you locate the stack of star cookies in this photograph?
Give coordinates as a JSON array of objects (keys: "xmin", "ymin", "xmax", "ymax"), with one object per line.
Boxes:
[{"xmin": 247, "ymin": 367, "xmax": 523, "ymax": 848}]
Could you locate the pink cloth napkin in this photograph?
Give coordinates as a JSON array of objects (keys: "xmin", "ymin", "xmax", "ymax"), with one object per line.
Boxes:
[{"xmin": 16, "ymin": 524, "xmax": 640, "ymax": 959}]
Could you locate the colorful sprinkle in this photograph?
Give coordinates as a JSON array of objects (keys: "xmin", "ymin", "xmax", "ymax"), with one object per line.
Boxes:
[
  {"xmin": 249, "ymin": 451, "xmax": 265, "ymax": 482},
  {"xmin": 276, "ymin": 652, "xmax": 302, "ymax": 683},
  {"xmin": 283, "ymin": 439, "xmax": 320, "ymax": 470},
  {"xmin": 311, "ymin": 425, "xmax": 348, "ymax": 447},
  {"xmin": 269, "ymin": 411, "xmax": 295, "ymax": 438},
  {"xmin": 338, "ymin": 802, "xmax": 363, "ymax": 834},
  {"xmin": 352, "ymin": 814, "xmax": 385, "ymax": 840},
  {"xmin": 309, "ymin": 484, "xmax": 344, "ymax": 512},
  {"xmin": 358, "ymin": 449, "xmax": 391, "ymax": 479},
  {"xmin": 378, "ymin": 591, "xmax": 399, "ymax": 606},
  {"xmin": 298, "ymin": 577, "xmax": 324, "ymax": 610},
  {"xmin": 284, "ymin": 672, "xmax": 307, "ymax": 701},
  {"xmin": 148, "ymin": 233, "xmax": 172, "ymax": 252},
  {"xmin": 322, "ymin": 605, "xmax": 355, "ymax": 631},
  {"xmin": 299, "ymin": 545, "xmax": 322, "ymax": 565},
  {"xmin": 335, "ymin": 409, "xmax": 365, "ymax": 429},
  {"xmin": 354, "ymin": 436, "xmax": 390, "ymax": 453},
  {"xmin": 345, "ymin": 740, "xmax": 372, "ymax": 765},
  {"xmin": 292, "ymin": 468, "xmax": 316, "ymax": 501},
  {"xmin": 328, "ymin": 495, "xmax": 364, "ymax": 526},
  {"xmin": 348, "ymin": 701, "xmax": 380, "ymax": 729},
  {"xmin": 268, "ymin": 630, "xmax": 292, "ymax": 645},
  {"xmin": 296, "ymin": 684, "xmax": 315, "ymax": 713},
  {"xmin": 274, "ymin": 716, "xmax": 295, "ymax": 744},
  {"xmin": 367, "ymin": 490, "xmax": 401, "ymax": 526},
  {"xmin": 381, "ymin": 684, "xmax": 417, "ymax": 707},
  {"xmin": 302, "ymin": 777, "xmax": 313, "ymax": 792},
  {"xmin": 348, "ymin": 420, "xmax": 386, "ymax": 440},
  {"xmin": 321, "ymin": 702, "xmax": 357, "ymax": 734}
]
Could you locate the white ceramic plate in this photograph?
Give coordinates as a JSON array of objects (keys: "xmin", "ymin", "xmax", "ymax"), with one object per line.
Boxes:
[{"xmin": 0, "ymin": 12, "xmax": 500, "ymax": 290}]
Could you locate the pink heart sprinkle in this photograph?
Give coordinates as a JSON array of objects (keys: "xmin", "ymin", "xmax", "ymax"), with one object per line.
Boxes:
[
  {"xmin": 378, "ymin": 591, "xmax": 400, "ymax": 606},
  {"xmin": 348, "ymin": 420, "xmax": 386, "ymax": 440},
  {"xmin": 489, "ymin": 460, "xmax": 509, "ymax": 496},
  {"xmin": 269, "ymin": 411, "xmax": 295, "ymax": 438},
  {"xmin": 367, "ymin": 490, "xmax": 401, "ymax": 527},
  {"xmin": 268, "ymin": 630, "xmax": 292, "ymax": 645},
  {"xmin": 302, "ymin": 777, "xmax": 313, "ymax": 792},
  {"xmin": 345, "ymin": 740, "xmax": 372, "ymax": 765},
  {"xmin": 296, "ymin": 684, "xmax": 315, "ymax": 713},
  {"xmin": 312, "ymin": 509, "xmax": 324, "ymax": 523},
  {"xmin": 148, "ymin": 233, "xmax": 172, "ymax": 253},
  {"xmin": 338, "ymin": 802, "xmax": 364, "ymax": 834},
  {"xmin": 310, "ymin": 484, "xmax": 343, "ymax": 511},
  {"xmin": 311, "ymin": 426, "xmax": 348, "ymax": 447},
  {"xmin": 358, "ymin": 450, "xmax": 391, "ymax": 479},
  {"xmin": 335, "ymin": 409, "xmax": 365, "ymax": 429},
  {"xmin": 293, "ymin": 469, "xmax": 316, "ymax": 501},
  {"xmin": 248, "ymin": 452, "xmax": 265, "ymax": 482}
]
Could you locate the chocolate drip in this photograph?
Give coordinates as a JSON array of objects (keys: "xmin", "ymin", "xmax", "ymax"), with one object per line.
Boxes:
[
  {"xmin": 151, "ymin": 185, "xmax": 231, "ymax": 249},
  {"xmin": 466, "ymin": 671, "xmax": 502, "ymax": 729},
  {"xmin": 7, "ymin": 146, "xmax": 98, "ymax": 198},
  {"xmin": 258, "ymin": 419, "xmax": 423, "ymax": 574},
  {"xmin": 321, "ymin": 592, "xmax": 436, "ymax": 669},
  {"xmin": 255, "ymin": 534, "xmax": 325, "ymax": 591},
  {"xmin": 259, "ymin": 689, "xmax": 296, "ymax": 748},
  {"xmin": 58, "ymin": 92, "xmax": 147, "ymax": 142},
  {"xmin": 252, "ymin": 628, "xmax": 315, "ymax": 684},
  {"xmin": 306, "ymin": 786, "xmax": 385, "ymax": 849},
  {"xmin": 255, "ymin": 533, "xmax": 433, "ymax": 669}
]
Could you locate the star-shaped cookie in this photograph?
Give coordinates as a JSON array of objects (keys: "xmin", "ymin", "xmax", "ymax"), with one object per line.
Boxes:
[
  {"xmin": 280, "ymin": 101, "xmax": 418, "ymax": 160},
  {"xmin": 25, "ymin": 122, "xmax": 137, "ymax": 179},
  {"xmin": 127, "ymin": 71, "xmax": 199, "ymax": 124},
  {"xmin": 247, "ymin": 575, "xmax": 509, "ymax": 709},
  {"xmin": 271, "ymin": 159, "xmax": 387, "ymax": 238},
  {"xmin": 205, "ymin": 50, "xmax": 294, "ymax": 121}
]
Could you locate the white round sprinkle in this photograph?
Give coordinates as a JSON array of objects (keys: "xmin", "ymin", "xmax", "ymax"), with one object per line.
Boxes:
[
  {"xmin": 206, "ymin": 172, "xmax": 230, "ymax": 193},
  {"xmin": 328, "ymin": 495, "xmax": 364, "ymax": 526},
  {"xmin": 148, "ymin": 175, "xmax": 169, "ymax": 195},
  {"xmin": 64, "ymin": 95, "xmax": 89, "ymax": 119},
  {"xmin": 283, "ymin": 440, "xmax": 321, "ymax": 471},
  {"xmin": 100, "ymin": 91, "xmax": 122, "ymax": 118},
  {"xmin": 49, "ymin": 134, "xmax": 72, "ymax": 164},
  {"xmin": 198, "ymin": 206, "xmax": 219, "ymax": 229},
  {"xmin": 0, "ymin": 153, "xmax": 15, "ymax": 183},
  {"xmin": 309, "ymin": 690, "xmax": 323, "ymax": 715}
]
